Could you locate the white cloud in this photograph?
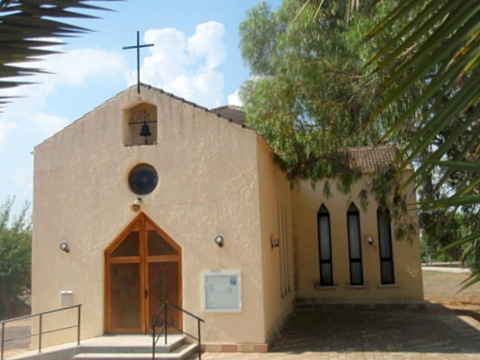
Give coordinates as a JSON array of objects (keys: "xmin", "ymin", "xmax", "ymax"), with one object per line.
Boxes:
[
  {"xmin": 0, "ymin": 47, "xmax": 126, "ymax": 141},
  {"xmin": 47, "ymin": 48, "xmax": 126, "ymax": 85},
  {"xmin": 134, "ymin": 22, "xmax": 227, "ymax": 108},
  {"xmin": 187, "ymin": 22, "xmax": 227, "ymax": 71},
  {"xmin": 227, "ymin": 89, "xmax": 243, "ymax": 106},
  {"xmin": 0, "ymin": 47, "xmax": 127, "ymax": 156},
  {"xmin": 135, "ymin": 28, "xmax": 189, "ymax": 86},
  {"xmin": 0, "ymin": 47, "xmax": 126, "ymax": 100}
]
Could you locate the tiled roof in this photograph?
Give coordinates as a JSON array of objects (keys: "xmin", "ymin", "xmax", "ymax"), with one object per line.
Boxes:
[
  {"xmin": 209, "ymin": 103, "xmax": 403, "ymax": 173},
  {"xmin": 347, "ymin": 145, "xmax": 403, "ymax": 173},
  {"xmin": 210, "ymin": 105, "xmax": 246, "ymax": 125}
]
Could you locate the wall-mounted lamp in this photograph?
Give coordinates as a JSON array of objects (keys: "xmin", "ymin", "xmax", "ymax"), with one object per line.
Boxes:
[
  {"xmin": 271, "ymin": 236, "xmax": 280, "ymax": 248},
  {"xmin": 367, "ymin": 237, "xmax": 374, "ymax": 245},
  {"xmin": 59, "ymin": 242, "xmax": 70, "ymax": 253},
  {"xmin": 130, "ymin": 197, "xmax": 142, "ymax": 212},
  {"xmin": 214, "ymin": 235, "xmax": 224, "ymax": 247}
]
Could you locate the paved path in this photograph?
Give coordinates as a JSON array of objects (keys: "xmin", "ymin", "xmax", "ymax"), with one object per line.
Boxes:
[
  {"xmin": 0, "ymin": 318, "xmax": 31, "ymax": 359},
  {"xmin": 2, "ymin": 304, "xmax": 480, "ymax": 359},
  {"xmin": 200, "ymin": 304, "xmax": 480, "ymax": 360}
]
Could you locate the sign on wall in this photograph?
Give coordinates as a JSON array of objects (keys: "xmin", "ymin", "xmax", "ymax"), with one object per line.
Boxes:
[{"xmin": 203, "ymin": 271, "xmax": 242, "ymax": 312}]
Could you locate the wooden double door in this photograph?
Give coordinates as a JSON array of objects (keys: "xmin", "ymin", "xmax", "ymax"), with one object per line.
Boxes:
[{"xmin": 105, "ymin": 213, "xmax": 182, "ymax": 333}]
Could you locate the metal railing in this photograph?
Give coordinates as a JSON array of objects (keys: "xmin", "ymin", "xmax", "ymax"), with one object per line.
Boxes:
[
  {"xmin": 151, "ymin": 302, "xmax": 204, "ymax": 360},
  {"xmin": 1, "ymin": 304, "xmax": 82, "ymax": 360}
]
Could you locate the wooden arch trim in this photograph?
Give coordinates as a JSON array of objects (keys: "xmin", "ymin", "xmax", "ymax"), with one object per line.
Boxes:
[{"xmin": 104, "ymin": 212, "xmax": 181, "ymax": 255}]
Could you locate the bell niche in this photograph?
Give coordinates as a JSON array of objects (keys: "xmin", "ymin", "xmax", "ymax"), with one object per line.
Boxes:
[{"xmin": 123, "ymin": 102, "xmax": 157, "ymax": 146}]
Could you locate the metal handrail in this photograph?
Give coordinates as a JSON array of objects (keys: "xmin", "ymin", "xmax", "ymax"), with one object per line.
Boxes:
[
  {"xmin": 151, "ymin": 301, "xmax": 204, "ymax": 360},
  {"xmin": 1, "ymin": 304, "xmax": 82, "ymax": 360}
]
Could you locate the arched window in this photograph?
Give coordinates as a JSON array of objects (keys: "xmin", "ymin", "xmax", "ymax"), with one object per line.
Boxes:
[
  {"xmin": 377, "ymin": 208, "xmax": 395, "ymax": 284},
  {"xmin": 347, "ymin": 203, "xmax": 363, "ymax": 285},
  {"xmin": 317, "ymin": 205, "xmax": 333, "ymax": 286}
]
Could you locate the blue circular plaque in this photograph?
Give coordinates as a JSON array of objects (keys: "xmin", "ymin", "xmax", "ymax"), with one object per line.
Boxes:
[{"xmin": 128, "ymin": 164, "xmax": 158, "ymax": 195}]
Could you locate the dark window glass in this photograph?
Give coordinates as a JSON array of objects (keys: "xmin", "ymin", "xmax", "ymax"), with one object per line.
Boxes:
[
  {"xmin": 378, "ymin": 209, "xmax": 395, "ymax": 284},
  {"xmin": 347, "ymin": 203, "xmax": 363, "ymax": 285},
  {"xmin": 111, "ymin": 231, "xmax": 139, "ymax": 257},
  {"xmin": 318, "ymin": 205, "xmax": 333, "ymax": 286},
  {"xmin": 148, "ymin": 231, "xmax": 178, "ymax": 256}
]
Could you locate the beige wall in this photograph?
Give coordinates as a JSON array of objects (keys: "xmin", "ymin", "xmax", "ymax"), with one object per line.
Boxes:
[
  {"xmin": 255, "ymin": 138, "xmax": 295, "ymax": 342},
  {"xmin": 32, "ymin": 86, "xmax": 269, "ymax": 347},
  {"xmin": 291, "ymin": 173, "xmax": 424, "ymax": 304},
  {"xmin": 32, "ymin": 84, "xmax": 424, "ymax": 350}
]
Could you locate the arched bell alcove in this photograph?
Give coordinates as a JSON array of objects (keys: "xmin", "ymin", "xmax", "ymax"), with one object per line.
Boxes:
[{"xmin": 123, "ymin": 102, "xmax": 157, "ymax": 146}]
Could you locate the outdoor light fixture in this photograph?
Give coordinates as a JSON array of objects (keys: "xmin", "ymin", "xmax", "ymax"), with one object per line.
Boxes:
[
  {"xmin": 59, "ymin": 242, "xmax": 70, "ymax": 253},
  {"xmin": 214, "ymin": 235, "xmax": 224, "ymax": 247},
  {"xmin": 131, "ymin": 197, "xmax": 142, "ymax": 212},
  {"xmin": 367, "ymin": 237, "xmax": 374, "ymax": 245},
  {"xmin": 271, "ymin": 236, "xmax": 280, "ymax": 248}
]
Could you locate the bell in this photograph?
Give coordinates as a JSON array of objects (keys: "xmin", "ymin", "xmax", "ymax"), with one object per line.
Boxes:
[{"xmin": 139, "ymin": 121, "xmax": 151, "ymax": 144}]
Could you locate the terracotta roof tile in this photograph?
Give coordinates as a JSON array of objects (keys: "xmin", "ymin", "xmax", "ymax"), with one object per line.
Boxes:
[
  {"xmin": 210, "ymin": 105, "xmax": 246, "ymax": 125},
  {"xmin": 347, "ymin": 145, "xmax": 402, "ymax": 173}
]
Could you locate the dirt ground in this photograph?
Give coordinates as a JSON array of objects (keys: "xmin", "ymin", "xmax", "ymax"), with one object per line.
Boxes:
[{"xmin": 423, "ymin": 268, "xmax": 480, "ymax": 312}]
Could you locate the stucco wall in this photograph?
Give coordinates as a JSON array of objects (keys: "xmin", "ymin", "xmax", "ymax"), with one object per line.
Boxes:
[
  {"xmin": 32, "ymin": 86, "xmax": 268, "ymax": 347},
  {"xmin": 255, "ymin": 138, "xmax": 295, "ymax": 343},
  {"xmin": 291, "ymin": 173, "xmax": 424, "ymax": 304}
]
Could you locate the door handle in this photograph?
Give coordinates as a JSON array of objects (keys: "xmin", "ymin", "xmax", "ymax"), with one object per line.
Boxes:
[{"xmin": 145, "ymin": 289, "xmax": 148, "ymax": 300}]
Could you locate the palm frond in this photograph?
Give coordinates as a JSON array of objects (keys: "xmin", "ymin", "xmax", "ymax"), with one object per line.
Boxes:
[
  {"xmin": 0, "ymin": 0, "xmax": 118, "ymax": 107},
  {"xmin": 369, "ymin": 0, "xmax": 480, "ymax": 285},
  {"xmin": 370, "ymin": 0, "xmax": 480, "ymax": 194}
]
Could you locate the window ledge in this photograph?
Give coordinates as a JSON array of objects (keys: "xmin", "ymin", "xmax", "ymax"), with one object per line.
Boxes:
[
  {"xmin": 345, "ymin": 284, "xmax": 368, "ymax": 289},
  {"xmin": 125, "ymin": 142, "xmax": 158, "ymax": 147},
  {"xmin": 314, "ymin": 285, "xmax": 337, "ymax": 291},
  {"xmin": 376, "ymin": 284, "xmax": 399, "ymax": 289}
]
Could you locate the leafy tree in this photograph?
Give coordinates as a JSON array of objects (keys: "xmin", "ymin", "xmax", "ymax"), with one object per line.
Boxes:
[
  {"xmin": 239, "ymin": 0, "xmax": 425, "ymax": 242},
  {"xmin": 368, "ymin": 0, "xmax": 480, "ymax": 286},
  {"xmin": 0, "ymin": 197, "xmax": 31, "ymax": 319},
  {"xmin": 420, "ymin": 210, "xmax": 464, "ymax": 262},
  {"xmin": 239, "ymin": 0, "xmax": 420, "ymax": 183},
  {"xmin": 0, "ymin": 0, "xmax": 116, "ymax": 107},
  {"xmin": 240, "ymin": 0, "xmax": 476, "ymax": 267}
]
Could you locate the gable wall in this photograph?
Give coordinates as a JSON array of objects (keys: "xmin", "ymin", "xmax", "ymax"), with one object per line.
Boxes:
[{"xmin": 32, "ymin": 87, "xmax": 267, "ymax": 346}]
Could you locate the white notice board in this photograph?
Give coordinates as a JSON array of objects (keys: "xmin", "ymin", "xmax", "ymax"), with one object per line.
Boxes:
[{"xmin": 203, "ymin": 271, "xmax": 242, "ymax": 312}]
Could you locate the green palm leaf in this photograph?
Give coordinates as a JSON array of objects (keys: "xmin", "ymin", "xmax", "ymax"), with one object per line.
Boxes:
[
  {"xmin": 0, "ymin": 0, "xmax": 118, "ymax": 106},
  {"xmin": 370, "ymin": 0, "xmax": 480, "ymax": 285}
]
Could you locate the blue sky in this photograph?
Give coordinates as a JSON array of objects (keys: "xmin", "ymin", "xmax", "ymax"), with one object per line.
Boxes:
[{"xmin": 0, "ymin": 0, "xmax": 282, "ymax": 215}]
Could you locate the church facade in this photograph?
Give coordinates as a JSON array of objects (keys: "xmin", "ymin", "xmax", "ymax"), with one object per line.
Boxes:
[{"xmin": 32, "ymin": 84, "xmax": 423, "ymax": 351}]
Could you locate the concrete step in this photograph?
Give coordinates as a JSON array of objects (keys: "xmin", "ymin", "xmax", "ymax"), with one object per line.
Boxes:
[
  {"xmin": 73, "ymin": 341, "xmax": 198, "ymax": 360},
  {"xmin": 77, "ymin": 335, "xmax": 186, "ymax": 354},
  {"xmin": 6, "ymin": 335, "xmax": 199, "ymax": 360}
]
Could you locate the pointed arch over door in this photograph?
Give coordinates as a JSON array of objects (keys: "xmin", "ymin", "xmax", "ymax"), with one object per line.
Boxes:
[{"xmin": 104, "ymin": 213, "xmax": 182, "ymax": 333}]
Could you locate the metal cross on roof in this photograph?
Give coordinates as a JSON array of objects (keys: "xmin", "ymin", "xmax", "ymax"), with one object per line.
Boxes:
[{"xmin": 123, "ymin": 31, "xmax": 154, "ymax": 94}]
